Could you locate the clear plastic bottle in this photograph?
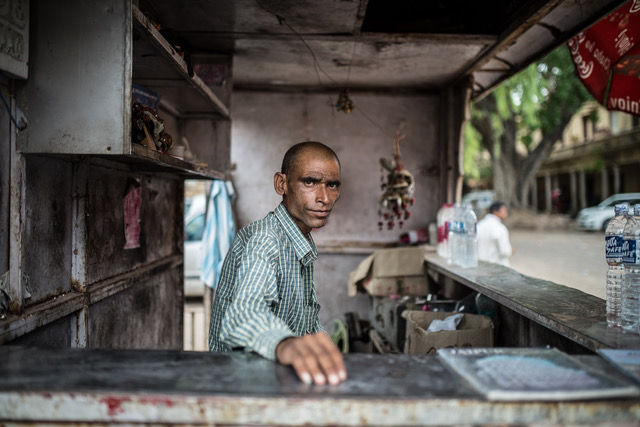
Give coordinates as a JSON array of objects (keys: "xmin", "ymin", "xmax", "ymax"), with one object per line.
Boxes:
[
  {"xmin": 437, "ymin": 204, "xmax": 454, "ymax": 258},
  {"xmin": 605, "ymin": 204, "xmax": 628, "ymax": 328},
  {"xmin": 621, "ymin": 204, "xmax": 640, "ymax": 333},
  {"xmin": 460, "ymin": 205, "xmax": 478, "ymax": 268},
  {"xmin": 448, "ymin": 204, "xmax": 463, "ymax": 264}
]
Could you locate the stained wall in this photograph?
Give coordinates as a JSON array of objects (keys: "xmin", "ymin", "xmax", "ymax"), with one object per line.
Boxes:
[{"xmin": 230, "ymin": 91, "xmax": 442, "ymax": 327}]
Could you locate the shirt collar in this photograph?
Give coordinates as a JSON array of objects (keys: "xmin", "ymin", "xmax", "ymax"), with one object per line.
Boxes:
[
  {"xmin": 274, "ymin": 203, "xmax": 318, "ymax": 266},
  {"xmin": 488, "ymin": 213, "xmax": 502, "ymax": 222}
]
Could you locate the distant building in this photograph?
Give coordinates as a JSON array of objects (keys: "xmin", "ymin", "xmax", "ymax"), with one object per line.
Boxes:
[{"xmin": 531, "ymin": 103, "xmax": 640, "ymax": 215}]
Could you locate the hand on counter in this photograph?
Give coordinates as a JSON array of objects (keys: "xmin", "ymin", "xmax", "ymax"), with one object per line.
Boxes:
[{"xmin": 275, "ymin": 332, "xmax": 347, "ymax": 386}]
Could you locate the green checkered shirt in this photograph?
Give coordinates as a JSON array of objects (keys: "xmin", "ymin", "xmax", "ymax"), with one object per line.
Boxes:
[{"xmin": 208, "ymin": 203, "xmax": 323, "ymax": 360}]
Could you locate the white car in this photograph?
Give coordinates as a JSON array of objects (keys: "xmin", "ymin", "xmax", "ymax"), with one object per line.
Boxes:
[
  {"xmin": 576, "ymin": 193, "xmax": 640, "ymax": 231},
  {"xmin": 184, "ymin": 195, "xmax": 206, "ymax": 297}
]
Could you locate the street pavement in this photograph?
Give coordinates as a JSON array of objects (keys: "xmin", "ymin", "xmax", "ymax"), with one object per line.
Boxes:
[{"xmin": 509, "ymin": 228, "xmax": 606, "ymax": 300}]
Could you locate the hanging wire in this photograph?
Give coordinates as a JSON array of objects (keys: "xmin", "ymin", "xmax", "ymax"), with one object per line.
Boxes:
[
  {"xmin": 344, "ymin": 2, "xmax": 363, "ymax": 88},
  {"xmin": 0, "ymin": 90, "xmax": 27, "ymax": 131},
  {"xmin": 353, "ymin": 100, "xmax": 393, "ymax": 137},
  {"xmin": 255, "ymin": 0, "xmax": 339, "ymax": 87},
  {"xmin": 255, "ymin": 0, "xmax": 337, "ymax": 110},
  {"xmin": 338, "ymin": 5, "xmax": 394, "ymax": 139},
  {"xmin": 254, "ymin": 0, "xmax": 394, "ymax": 139}
]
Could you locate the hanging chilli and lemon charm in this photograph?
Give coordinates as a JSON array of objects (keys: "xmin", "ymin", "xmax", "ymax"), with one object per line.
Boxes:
[{"xmin": 378, "ymin": 132, "xmax": 415, "ymax": 230}]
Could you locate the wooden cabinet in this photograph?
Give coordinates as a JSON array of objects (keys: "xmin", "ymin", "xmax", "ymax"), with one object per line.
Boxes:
[
  {"xmin": 2, "ymin": 0, "xmax": 229, "ymax": 347},
  {"xmin": 18, "ymin": 0, "xmax": 230, "ymax": 178}
]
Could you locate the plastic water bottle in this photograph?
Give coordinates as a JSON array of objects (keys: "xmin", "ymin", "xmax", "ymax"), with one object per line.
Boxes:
[
  {"xmin": 605, "ymin": 204, "xmax": 628, "ymax": 328},
  {"xmin": 437, "ymin": 204, "xmax": 454, "ymax": 258},
  {"xmin": 448, "ymin": 204, "xmax": 477, "ymax": 268},
  {"xmin": 621, "ymin": 204, "xmax": 640, "ymax": 333},
  {"xmin": 448, "ymin": 204, "xmax": 463, "ymax": 264},
  {"xmin": 460, "ymin": 205, "xmax": 478, "ymax": 268}
]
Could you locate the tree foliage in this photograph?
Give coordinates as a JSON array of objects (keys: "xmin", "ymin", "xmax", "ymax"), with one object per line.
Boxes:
[{"xmin": 466, "ymin": 46, "xmax": 592, "ymax": 209}]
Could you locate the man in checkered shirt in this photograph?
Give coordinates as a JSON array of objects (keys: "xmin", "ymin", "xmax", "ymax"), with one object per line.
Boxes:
[{"xmin": 209, "ymin": 141, "xmax": 346, "ymax": 386}]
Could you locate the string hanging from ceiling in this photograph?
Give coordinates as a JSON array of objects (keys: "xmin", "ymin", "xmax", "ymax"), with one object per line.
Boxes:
[
  {"xmin": 256, "ymin": 1, "xmax": 415, "ymax": 232},
  {"xmin": 256, "ymin": 0, "xmax": 357, "ymax": 115}
]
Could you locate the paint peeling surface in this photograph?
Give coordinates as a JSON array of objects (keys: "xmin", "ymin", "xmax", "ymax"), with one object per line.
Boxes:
[{"xmin": 0, "ymin": 346, "xmax": 639, "ymax": 425}]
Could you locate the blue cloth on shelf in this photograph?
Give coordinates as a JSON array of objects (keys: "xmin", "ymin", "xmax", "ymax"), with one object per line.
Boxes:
[{"xmin": 200, "ymin": 180, "xmax": 236, "ymax": 289}]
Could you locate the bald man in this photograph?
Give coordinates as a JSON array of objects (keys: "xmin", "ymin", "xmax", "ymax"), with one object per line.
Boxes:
[{"xmin": 209, "ymin": 141, "xmax": 346, "ymax": 386}]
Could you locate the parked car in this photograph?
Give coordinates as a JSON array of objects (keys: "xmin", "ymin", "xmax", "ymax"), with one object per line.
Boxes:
[
  {"xmin": 461, "ymin": 190, "xmax": 495, "ymax": 218},
  {"xmin": 576, "ymin": 193, "xmax": 640, "ymax": 231},
  {"xmin": 184, "ymin": 195, "xmax": 206, "ymax": 297}
]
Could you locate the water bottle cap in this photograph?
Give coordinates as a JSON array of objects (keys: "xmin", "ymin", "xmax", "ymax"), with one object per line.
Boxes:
[{"xmin": 615, "ymin": 204, "xmax": 629, "ymax": 215}]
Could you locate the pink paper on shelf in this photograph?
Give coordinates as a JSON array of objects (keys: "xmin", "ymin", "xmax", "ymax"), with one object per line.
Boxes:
[{"xmin": 123, "ymin": 181, "xmax": 142, "ymax": 249}]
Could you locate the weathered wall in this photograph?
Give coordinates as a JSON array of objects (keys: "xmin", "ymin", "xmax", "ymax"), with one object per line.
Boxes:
[
  {"xmin": 88, "ymin": 268, "xmax": 182, "ymax": 349},
  {"xmin": 0, "ymin": 88, "xmax": 9, "ymax": 277},
  {"xmin": 23, "ymin": 156, "xmax": 73, "ymax": 304},
  {"xmin": 230, "ymin": 91, "xmax": 442, "ymax": 327},
  {"xmin": 4, "ymin": 154, "xmax": 184, "ymax": 349}
]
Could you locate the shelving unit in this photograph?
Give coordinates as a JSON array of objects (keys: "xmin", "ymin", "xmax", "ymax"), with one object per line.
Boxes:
[
  {"xmin": 132, "ymin": 6, "xmax": 229, "ymax": 120},
  {"xmin": 2, "ymin": 0, "xmax": 228, "ymax": 347},
  {"xmin": 18, "ymin": 0, "xmax": 230, "ymax": 179}
]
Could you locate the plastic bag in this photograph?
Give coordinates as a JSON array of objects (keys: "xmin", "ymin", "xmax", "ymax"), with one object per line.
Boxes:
[{"xmin": 426, "ymin": 313, "xmax": 464, "ymax": 332}]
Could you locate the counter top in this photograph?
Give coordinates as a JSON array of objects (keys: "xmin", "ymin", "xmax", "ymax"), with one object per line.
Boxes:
[
  {"xmin": 1, "ymin": 346, "xmax": 639, "ymax": 426},
  {"xmin": 424, "ymin": 252, "xmax": 640, "ymax": 351}
]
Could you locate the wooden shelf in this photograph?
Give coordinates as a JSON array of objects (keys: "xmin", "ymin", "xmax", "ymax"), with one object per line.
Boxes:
[
  {"xmin": 128, "ymin": 144, "xmax": 226, "ymax": 179},
  {"xmin": 18, "ymin": 0, "xmax": 230, "ymax": 179},
  {"xmin": 132, "ymin": 6, "xmax": 229, "ymax": 119}
]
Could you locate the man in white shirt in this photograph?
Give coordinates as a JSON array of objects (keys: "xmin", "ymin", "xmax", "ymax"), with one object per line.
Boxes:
[{"xmin": 477, "ymin": 202, "xmax": 513, "ymax": 267}]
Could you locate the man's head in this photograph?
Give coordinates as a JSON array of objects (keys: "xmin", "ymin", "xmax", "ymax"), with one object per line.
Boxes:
[
  {"xmin": 489, "ymin": 202, "xmax": 508, "ymax": 221},
  {"xmin": 274, "ymin": 141, "xmax": 341, "ymax": 235}
]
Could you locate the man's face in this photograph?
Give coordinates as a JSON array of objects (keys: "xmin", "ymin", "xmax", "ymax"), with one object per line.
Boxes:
[
  {"xmin": 496, "ymin": 205, "xmax": 508, "ymax": 220},
  {"xmin": 277, "ymin": 150, "xmax": 341, "ymax": 235}
]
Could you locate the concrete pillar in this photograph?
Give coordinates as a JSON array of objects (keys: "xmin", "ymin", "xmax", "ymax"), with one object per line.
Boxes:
[
  {"xmin": 544, "ymin": 173, "xmax": 552, "ymax": 213},
  {"xmin": 570, "ymin": 170, "xmax": 578, "ymax": 216},
  {"xmin": 601, "ymin": 166, "xmax": 609, "ymax": 200},
  {"xmin": 579, "ymin": 170, "xmax": 587, "ymax": 209},
  {"xmin": 613, "ymin": 164, "xmax": 621, "ymax": 194}
]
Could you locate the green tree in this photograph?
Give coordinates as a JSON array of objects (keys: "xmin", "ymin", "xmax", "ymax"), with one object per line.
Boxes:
[{"xmin": 467, "ymin": 46, "xmax": 592, "ymax": 209}]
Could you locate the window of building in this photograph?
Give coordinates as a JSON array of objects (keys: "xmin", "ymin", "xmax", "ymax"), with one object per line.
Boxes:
[{"xmin": 582, "ymin": 115, "xmax": 595, "ymax": 141}]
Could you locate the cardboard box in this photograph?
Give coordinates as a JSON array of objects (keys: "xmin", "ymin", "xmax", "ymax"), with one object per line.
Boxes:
[
  {"xmin": 348, "ymin": 246, "xmax": 430, "ymax": 297},
  {"xmin": 403, "ymin": 311, "xmax": 494, "ymax": 354}
]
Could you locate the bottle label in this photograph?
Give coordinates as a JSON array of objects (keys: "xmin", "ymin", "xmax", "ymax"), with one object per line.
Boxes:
[
  {"xmin": 606, "ymin": 236, "xmax": 624, "ymax": 260},
  {"xmin": 622, "ymin": 238, "xmax": 638, "ymax": 264}
]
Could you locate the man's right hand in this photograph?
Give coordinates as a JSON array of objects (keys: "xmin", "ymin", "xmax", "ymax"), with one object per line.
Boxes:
[{"xmin": 275, "ymin": 332, "xmax": 347, "ymax": 386}]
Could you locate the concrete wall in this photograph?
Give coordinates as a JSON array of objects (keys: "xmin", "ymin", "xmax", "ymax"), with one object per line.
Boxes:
[{"xmin": 230, "ymin": 91, "xmax": 442, "ymax": 328}]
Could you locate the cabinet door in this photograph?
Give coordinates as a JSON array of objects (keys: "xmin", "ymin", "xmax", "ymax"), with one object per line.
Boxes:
[{"xmin": 18, "ymin": 0, "xmax": 131, "ymax": 155}]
